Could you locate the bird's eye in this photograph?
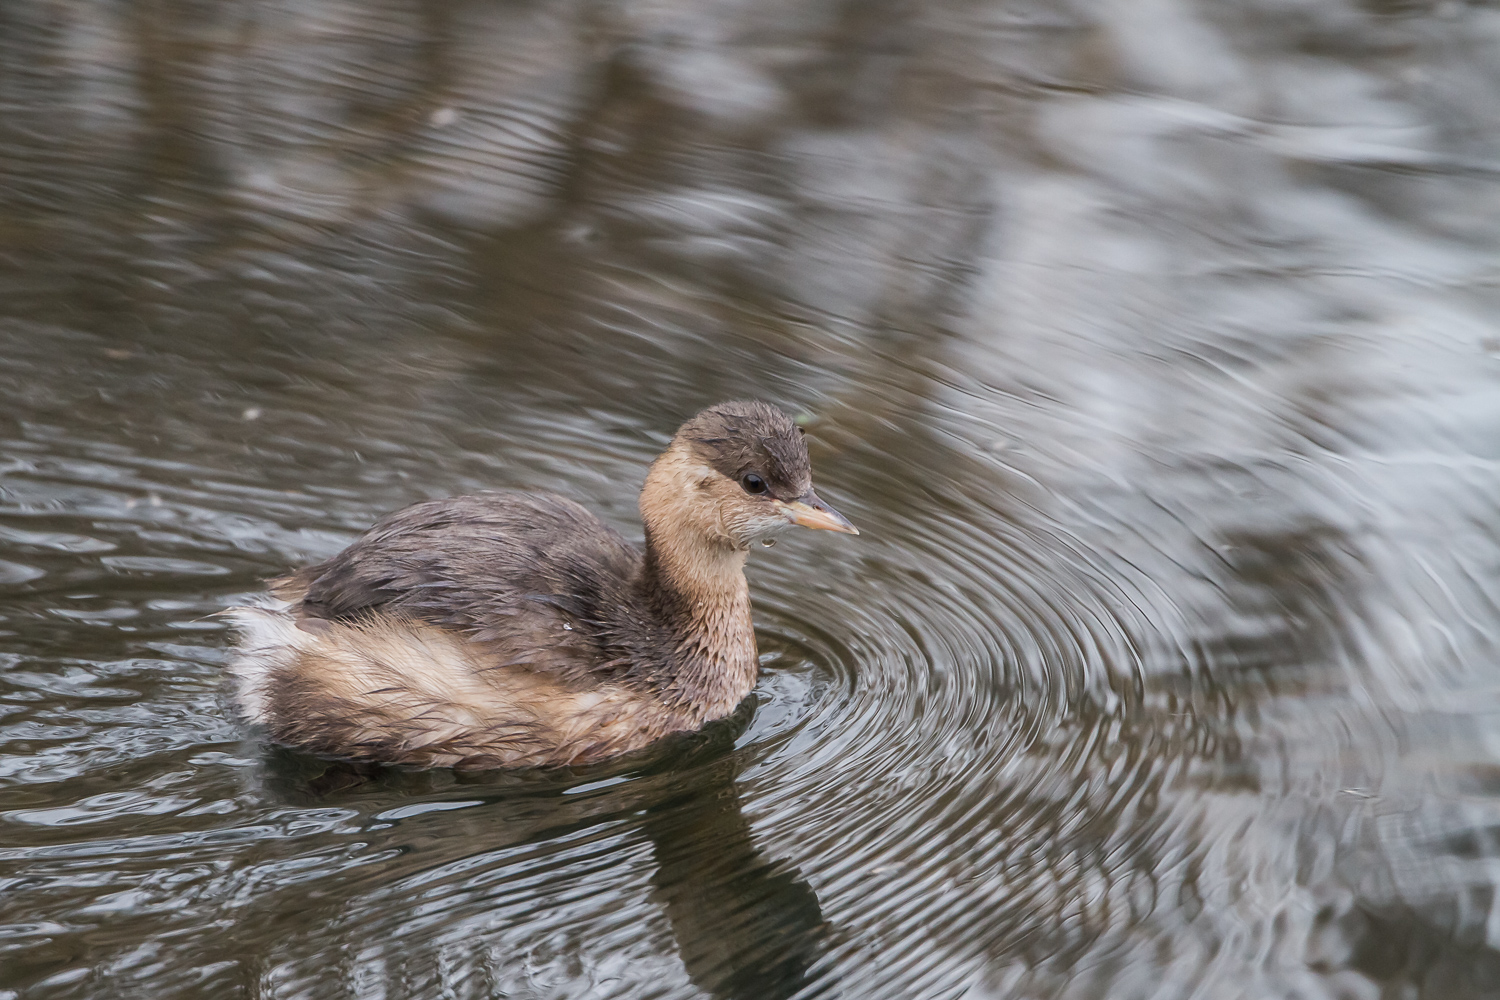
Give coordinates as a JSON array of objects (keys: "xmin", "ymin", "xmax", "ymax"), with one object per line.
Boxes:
[{"xmin": 741, "ymin": 473, "xmax": 768, "ymax": 495}]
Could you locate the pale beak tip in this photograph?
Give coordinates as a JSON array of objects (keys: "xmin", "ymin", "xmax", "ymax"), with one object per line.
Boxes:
[{"xmin": 781, "ymin": 495, "xmax": 861, "ymax": 535}]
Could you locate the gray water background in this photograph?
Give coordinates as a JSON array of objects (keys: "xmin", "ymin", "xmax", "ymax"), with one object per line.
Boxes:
[{"xmin": 3, "ymin": 0, "xmax": 1500, "ymax": 997}]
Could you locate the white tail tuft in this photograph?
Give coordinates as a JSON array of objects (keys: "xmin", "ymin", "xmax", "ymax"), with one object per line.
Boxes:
[{"xmin": 221, "ymin": 599, "xmax": 306, "ymax": 724}]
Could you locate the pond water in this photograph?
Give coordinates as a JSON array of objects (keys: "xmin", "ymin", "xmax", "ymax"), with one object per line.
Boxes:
[{"xmin": 3, "ymin": 1, "xmax": 1500, "ymax": 997}]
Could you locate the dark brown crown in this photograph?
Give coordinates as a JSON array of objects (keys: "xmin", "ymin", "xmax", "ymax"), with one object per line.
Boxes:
[{"xmin": 674, "ymin": 401, "xmax": 811, "ymax": 500}]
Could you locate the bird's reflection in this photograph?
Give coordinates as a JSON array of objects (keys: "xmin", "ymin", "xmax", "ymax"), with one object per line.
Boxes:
[
  {"xmin": 645, "ymin": 778, "xmax": 832, "ymax": 1000},
  {"xmin": 260, "ymin": 728, "xmax": 835, "ymax": 1000}
]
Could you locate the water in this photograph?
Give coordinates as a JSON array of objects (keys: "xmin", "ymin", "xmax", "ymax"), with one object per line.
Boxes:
[{"xmin": 3, "ymin": 0, "xmax": 1500, "ymax": 997}]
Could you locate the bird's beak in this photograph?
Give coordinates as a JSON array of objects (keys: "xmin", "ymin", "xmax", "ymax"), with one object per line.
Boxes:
[{"xmin": 778, "ymin": 490, "xmax": 859, "ymax": 535}]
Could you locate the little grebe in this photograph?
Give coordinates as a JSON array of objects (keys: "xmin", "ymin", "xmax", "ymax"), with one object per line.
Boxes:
[{"xmin": 227, "ymin": 401, "xmax": 858, "ymax": 769}]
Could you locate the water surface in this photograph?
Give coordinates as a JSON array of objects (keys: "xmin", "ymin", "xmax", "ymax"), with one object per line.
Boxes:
[{"xmin": 3, "ymin": 0, "xmax": 1500, "ymax": 997}]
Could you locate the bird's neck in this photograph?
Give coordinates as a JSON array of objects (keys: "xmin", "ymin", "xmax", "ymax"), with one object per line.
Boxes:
[
  {"xmin": 638, "ymin": 449, "xmax": 758, "ymax": 722},
  {"xmin": 640, "ymin": 527, "xmax": 757, "ymax": 722}
]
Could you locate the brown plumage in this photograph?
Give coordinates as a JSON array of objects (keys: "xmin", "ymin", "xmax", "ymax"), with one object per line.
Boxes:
[{"xmin": 226, "ymin": 401, "xmax": 858, "ymax": 769}]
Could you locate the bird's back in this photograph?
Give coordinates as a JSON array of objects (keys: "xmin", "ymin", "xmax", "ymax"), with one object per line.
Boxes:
[{"xmin": 279, "ymin": 491, "xmax": 651, "ymax": 673}]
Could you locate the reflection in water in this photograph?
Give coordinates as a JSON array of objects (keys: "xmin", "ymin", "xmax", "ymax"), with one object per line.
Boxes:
[
  {"xmin": 258, "ymin": 740, "xmax": 832, "ymax": 1000},
  {"xmin": 2, "ymin": 0, "xmax": 1500, "ymax": 997},
  {"xmin": 648, "ymin": 780, "xmax": 830, "ymax": 1000}
]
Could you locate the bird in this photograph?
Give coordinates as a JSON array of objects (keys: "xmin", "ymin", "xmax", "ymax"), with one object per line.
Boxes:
[{"xmin": 226, "ymin": 400, "xmax": 858, "ymax": 769}]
